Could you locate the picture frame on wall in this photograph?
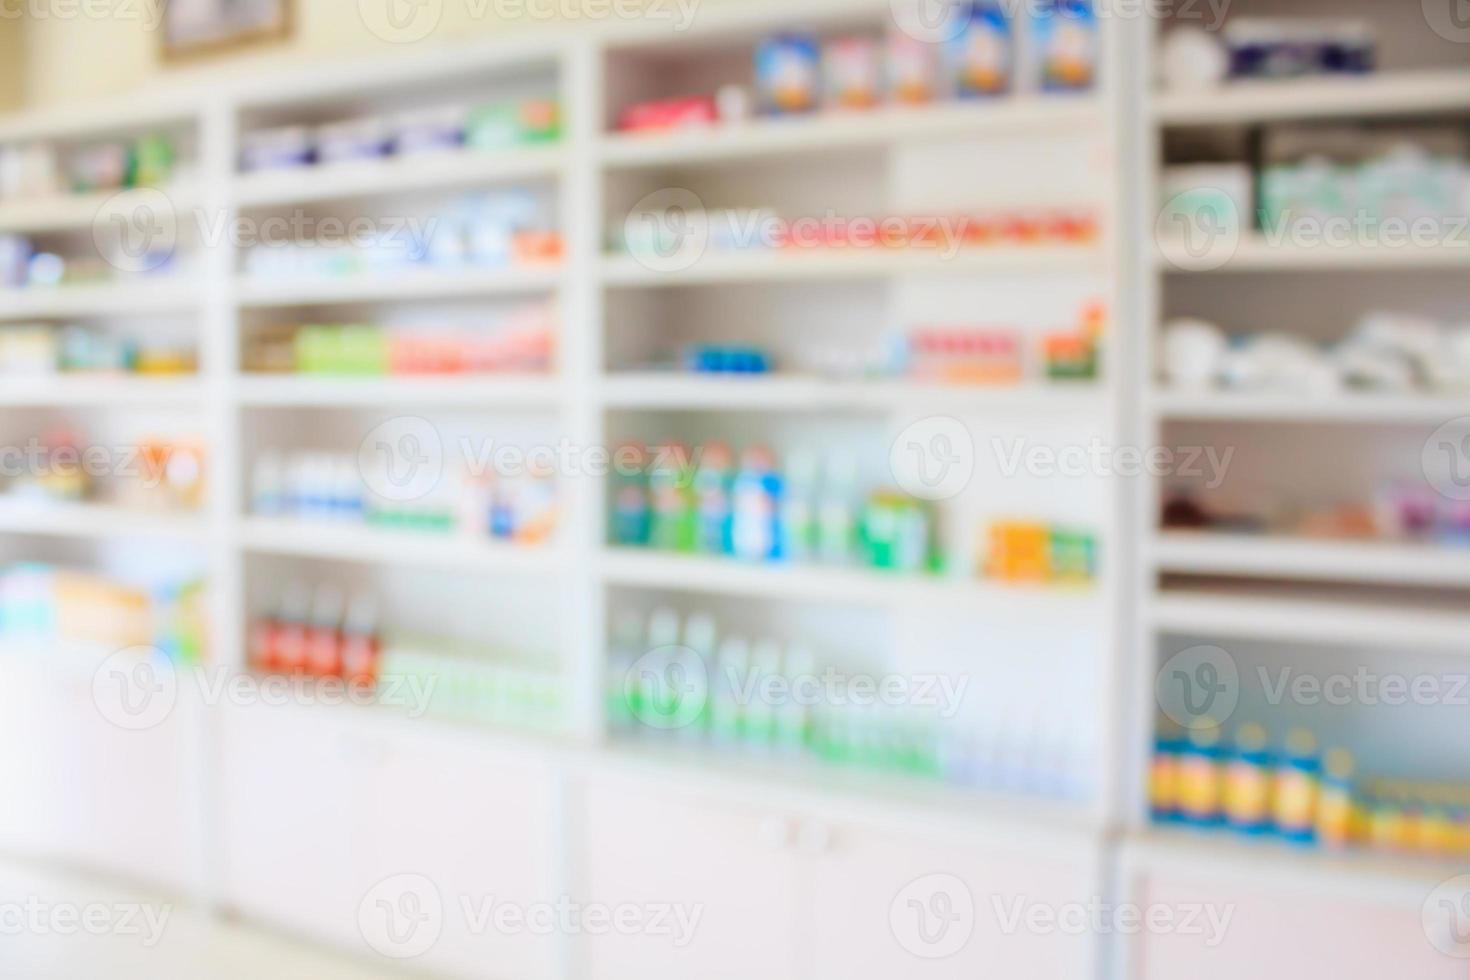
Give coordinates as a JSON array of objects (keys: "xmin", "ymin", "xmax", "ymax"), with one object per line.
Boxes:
[{"xmin": 160, "ymin": 0, "xmax": 292, "ymax": 60}]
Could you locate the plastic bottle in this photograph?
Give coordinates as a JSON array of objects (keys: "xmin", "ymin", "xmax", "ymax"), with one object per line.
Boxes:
[
  {"xmin": 648, "ymin": 443, "xmax": 695, "ymax": 552},
  {"xmin": 780, "ymin": 450, "xmax": 819, "ymax": 562},
  {"xmin": 304, "ymin": 583, "xmax": 346, "ymax": 677},
  {"xmin": 605, "ymin": 609, "xmax": 645, "ymax": 734},
  {"xmin": 251, "ymin": 452, "xmax": 284, "ymax": 516},
  {"xmin": 731, "ymin": 447, "xmax": 782, "ymax": 561},
  {"xmin": 1223, "ymin": 723, "xmax": 1273, "ymax": 834},
  {"xmin": 1273, "ymin": 729, "xmax": 1322, "ymax": 844},
  {"xmin": 710, "ymin": 636, "xmax": 750, "ymax": 748},
  {"xmin": 744, "ymin": 639, "xmax": 783, "ymax": 748},
  {"xmin": 1316, "ymin": 748, "xmax": 1356, "ymax": 850},
  {"xmin": 1177, "ymin": 723, "xmax": 1225, "ymax": 827},
  {"xmin": 680, "ymin": 612, "xmax": 718, "ymax": 740},
  {"xmin": 817, "ymin": 452, "xmax": 858, "ymax": 564},
  {"xmin": 610, "ymin": 442, "xmax": 651, "ymax": 547},
  {"xmin": 692, "ymin": 442, "xmax": 734, "ymax": 555},
  {"xmin": 774, "ymin": 645, "xmax": 814, "ymax": 754},
  {"xmin": 1150, "ymin": 723, "xmax": 1185, "ymax": 823}
]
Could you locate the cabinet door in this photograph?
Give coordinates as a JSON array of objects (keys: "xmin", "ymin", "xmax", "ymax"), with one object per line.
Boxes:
[
  {"xmin": 577, "ymin": 771, "xmax": 801, "ymax": 980},
  {"xmin": 804, "ymin": 816, "xmax": 1098, "ymax": 980},
  {"xmin": 1133, "ymin": 874, "xmax": 1468, "ymax": 980},
  {"xmin": 218, "ymin": 700, "xmax": 368, "ymax": 949},
  {"xmin": 357, "ymin": 723, "xmax": 559, "ymax": 980}
]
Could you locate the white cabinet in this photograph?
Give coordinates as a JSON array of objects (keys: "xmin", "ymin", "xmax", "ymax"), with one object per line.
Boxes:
[
  {"xmin": 218, "ymin": 701, "xmax": 559, "ymax": 980},
  {"xmin": 0, "ymin": 654, "xmax": 201, "ymax": 894},
  {"xmin": 575, "ymin": 769, "xmax": 1099, "ymax": 980}
]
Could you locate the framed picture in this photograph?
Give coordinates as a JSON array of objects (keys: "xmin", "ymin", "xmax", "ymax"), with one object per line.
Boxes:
[{"xmin": 160, "ymin": 0, "xmax": 292, "ymax": 60}]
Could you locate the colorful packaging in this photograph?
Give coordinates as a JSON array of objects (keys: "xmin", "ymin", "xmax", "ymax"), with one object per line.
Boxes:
[
  {"xmin": 1178, "ymin": 724, "xmax": 1225, "ymax": 826},
  {"xmin": 946, "ymin": 2, "xmax": 1013, "ymax": 97},
  {"xmin": 886, "ymin": 32, "xmax": 939, "ymax": 104},
  {"xmin": 1273, "ymin": 729, "xmax": 1321, "ymax": 844},
  {"xmin": 731, "ymin": 447, "xmax": 782, "ymax": 560},
  {"xmin": 755, "ymin": 34, "xmax": 821, "ymax": 115},
  {"xmin": 1032, "ymin": 0, "xmax": 1098, "ymax": 92},
  {"xmin": 648, "ymin": 444, "xmax": 695, "ymax": 552},
  {"xmin": 693, "ymin": 442, "xmax": 735, "ymax": 555},
  {"xmin": 1223, "ymin": 723, "xmax": 1274, "ymax": 834},
  {"xmin": 611, "ymin": 444, "xmax": 651, "ymax": 546},
  {"xmin": 1150, "ymin": 730, "xmax": 1184, "ymax": 821},
  {"xmin": 1316, "ymin": 748, "xmax": 1356, "ymax": 848},
  {"xmin": 823, "ymin": 37, "xmax": 881, "ymax": 110}
]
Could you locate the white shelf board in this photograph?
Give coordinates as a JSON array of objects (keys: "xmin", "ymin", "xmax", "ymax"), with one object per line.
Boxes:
[
  {"xmin": 599, "ymin": 548, "xmax": 1101, "ymax": 612},
  {"xmin": 1150, "ymin": 388, "xmax": 1470, "ymax": 425},
  {"xmin": 0, "ymin": 186, "xmax": 196, "ymax": 234},
  {"xmin": 234, "ymin": 266, "xmax": 562, "ymax": 307},
  {"xmin": 600, "ymin": 97, "xmax": 1101, "ymax": 168},
  {"xmin": 0, "ymin": 376, "xmax": 201, "ymax": 407},
  {"xmin": 231, "ymin": 146, "xmax": 562, "ymax": 209},
  {"xmin": 1157, "ymin": 235, "xmax": 1470, "ymax": 273},
  {"xmin": 0, "ymin": 499, "xmax": 206, "ymax": 540},
  {"xmin": 603, "ymin": 373, "xmax": 1103, "ymax": 412},
  {"xmin": 0, "ymin": 280, "xmax": 198, "ymax": 320},
  {"xmin": 236, "ymin": 374, "xmax": 559, "ymax": 408},
  {"xmin": 239, "ymin": 516, "xmax": 564, "ymax": 574},
  {"xmin": 601, "ymin": 246, "xmax": 1102, "ymax": 286},
  {"xmin": 1153, "ymin": 68, "xmax": 1470, "ymax": 126},
  {"xmin": 1151, "ymin": 586, "xmax": 1470, "ymax": 652},
  {"xmin": 1122, "ymin": 827, "xmax": 1457, "ymax": 908},
  {"xmin": 1154, "ymin": 531, "xmax": 1470, "ymax": 588}
]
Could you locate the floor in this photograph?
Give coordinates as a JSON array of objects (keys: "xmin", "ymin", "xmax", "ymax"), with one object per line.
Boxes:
[{"xmin": 0, "ymin": 858, "xmax": 412, "ymax": 980}]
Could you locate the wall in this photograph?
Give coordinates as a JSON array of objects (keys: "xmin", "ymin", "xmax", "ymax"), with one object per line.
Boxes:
[
  {"xmin": 0, "ymin": 16, "xmax": 22, "ymax": 109},
  {"xmin": 17, "ymin": 0, "xmax": 725, "ymax": 109}
]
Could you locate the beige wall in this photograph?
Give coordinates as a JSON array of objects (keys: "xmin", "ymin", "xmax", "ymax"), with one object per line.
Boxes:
[
  {"xmin": 0, "ymin": 17, "xmax": 23, "ymax": 109},
  {"xmin": 15, "ymin": 0, "xmax": 719, "ymax": 109}
]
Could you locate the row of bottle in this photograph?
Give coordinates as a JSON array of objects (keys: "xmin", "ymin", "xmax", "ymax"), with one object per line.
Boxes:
[
  {"xmin": 606, "ymin": 607, "xmax": 1085, "ymax": 798},
  {"xmin": 251, "ymin": 450, "xmax": 557, "ymax": 543},
  {"xmin": 1152, "ymin": 722, "xmax": 1470, "ymax": 857},
  {"xmin": 611, "ymin": 443, "xmax": 937, "ymax": 573}
]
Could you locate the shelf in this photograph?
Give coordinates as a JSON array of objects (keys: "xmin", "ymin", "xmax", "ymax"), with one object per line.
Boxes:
[
  {"xmin": 239, "ymin": 516, "xmax": 563, "ymax": 573},
  {"xmin": 602, "ymin": 374, "xmax": 1102, "ymax": 412},
  {"xmin": 600, "ymin": 96, "xmax": 1101, "ymax": 168},
  {"xmin": 0, "ymin": 376, "xmax": 201, "ymax": 407},
  {"xmin": 236, "ymin": 374, "xmax": 559, "ymax": 408},
  {"xmin": 1151, "ymin": 585, "xmax": 1470, "ymax": 652},
  {"xmin": 1123, "ymin": 827, "xmax": 1458, "ymax": 907},
  {"xmin": 231, "ymin": 146, "xmax": 562, "ymax": 208},
  {"xmin": 1150, "ymin": 388, "xmax": 1470, "ymax": 425},
  {"xmin": 600, "ymin": 246, "xmax": 1102, "ymax": 286},
  {"xmin": 1157, "ymin": 235, "xmax": 1470, "ymax": 273},
  {"xmin": 599, "ymin": 548, "xmax": 1101, "ymax": 612},
  {"xmin": 234, "ymin": 266, "xmax": 562, "ymax": 307},
  {"xmin": 0, "ymin": 499, "xmax": 205, "ymax": 540},
  {"xmin": 1154, "ymin": 531, "xmax": 1470, "ymax": 589},
  {"xmin": 0, "ymin": 280, "xmax": 198, "ymax": 320},
  {"xmin": 0, "ymin": 185, "xmax": 196, "ymax": 234},
  {"xmin": 1153, "ymin": 68, "xmax": 1470, "ymax": 126}
]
